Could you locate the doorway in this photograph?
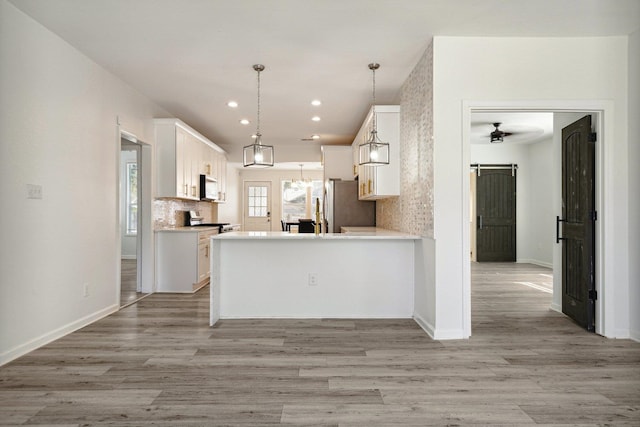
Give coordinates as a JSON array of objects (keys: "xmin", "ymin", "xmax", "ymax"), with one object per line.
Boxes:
[
  {"xmin": 119, "ymin": 131, "xmax": 152, "ymax": 307},
  {"xmin": 243, "ymin": 181, "xmax": 272, "ymax": 231},
  {"xmin": 464, "ymin": 105, "xmax": 605, "ymax": 336}
]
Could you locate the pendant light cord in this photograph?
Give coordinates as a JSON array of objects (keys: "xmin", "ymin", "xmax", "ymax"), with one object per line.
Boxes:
[
  {"xmin": 256, "ymin": 68, "xmax": 261, "ymax": 137},
  {"xmin": 369, "ymin": 63, "xmax": 380, "ymax": 137}
]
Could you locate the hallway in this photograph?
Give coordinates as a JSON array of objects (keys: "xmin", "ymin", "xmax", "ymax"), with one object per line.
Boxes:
[{"xmin": 1, "ymin": 264, "xmax": 638, "ymax": 425}]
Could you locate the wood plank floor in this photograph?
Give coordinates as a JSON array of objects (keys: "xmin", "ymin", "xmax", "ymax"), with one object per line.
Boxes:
[
  {"xmin": 120, "ymin": 259, "xmax": 148, "ymax": 307},
  {"xmin": 1, "ymin": 262, "xmax": 639, "ymax": 426}
]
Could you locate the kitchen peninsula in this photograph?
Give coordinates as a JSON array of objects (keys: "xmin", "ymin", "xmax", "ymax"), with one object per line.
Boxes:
[{"xmin": 209, "ymin": 230, "xmax": 419, "ymax": 325}]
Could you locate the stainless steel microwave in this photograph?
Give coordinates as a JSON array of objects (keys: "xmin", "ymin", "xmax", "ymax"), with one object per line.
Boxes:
[{"xmin": 199, "ymin": 175, "xmax": 218, "ymax": 201}]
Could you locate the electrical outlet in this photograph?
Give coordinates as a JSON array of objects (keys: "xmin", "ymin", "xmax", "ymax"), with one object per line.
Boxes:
[
  {"xmin": 27, "ymin": 184, "xmax": 42, "ymax": 199},
  {"xmin": 308, "ymin": 273, "xmax": 319, "ymax": 286},
  {"xmin": 83, "ymin": 283, "xmax": 89, "ymax": 298}
]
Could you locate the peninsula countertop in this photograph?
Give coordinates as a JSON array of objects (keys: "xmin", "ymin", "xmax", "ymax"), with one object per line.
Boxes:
[{"xmin": 212, "ymin": 229, "xmax": 419, "ymax": 240}]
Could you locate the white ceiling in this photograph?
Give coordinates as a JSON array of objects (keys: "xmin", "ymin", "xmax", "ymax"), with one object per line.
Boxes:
[{"xmin": 10, "ymin": 0, "xmax": 640, "ymax": 163}]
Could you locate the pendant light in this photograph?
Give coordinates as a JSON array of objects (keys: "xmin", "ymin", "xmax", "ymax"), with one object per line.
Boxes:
[
  {"xmin": 359, "ymin": 63, "xmax": 389, "ymax": 166},
  {"xmin": 243, "ymin": 64, "xmax": 274, "ymax": 167},
  {"xmin": 293, "ymin": 163, "xmax": 312, "ymax": 188}
]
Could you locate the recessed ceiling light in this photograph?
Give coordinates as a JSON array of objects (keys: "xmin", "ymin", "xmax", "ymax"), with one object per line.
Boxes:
[
  {"xmin": 311, "ymin": 100, "xmax": 322, "ymax": 106},
  {"xmin": 311, "ymin": 116, "xmax": 321, "ymax": 122},
  {"xmin": 240, "ymin": 119, "xmax": 250, "ymax": 125},
  {"xmin": 227, "ymin": 101, "xmax": 238, "ymax": 108},
  {"xmin": 311, "ymin": 134, "xmax": 320, "ymax": 140}
]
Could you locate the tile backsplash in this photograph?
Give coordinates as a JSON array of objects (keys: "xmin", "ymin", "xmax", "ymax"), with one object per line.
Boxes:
[
  {"xmin": 376, "ymin": 42, "xmax": 434, "ymax": 238},
  {"xmin": 153, "ymin": 198, "xmax": 218, "ymax": 228}
]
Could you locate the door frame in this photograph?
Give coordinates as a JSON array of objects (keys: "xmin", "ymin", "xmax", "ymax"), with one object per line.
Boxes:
[
  {"xmin": 462, "ymin": 100, "xmax": 612, "ymax": 337},
  {"xmin": 117, "ymin": 127, "xmax": 154, "ymax": 306}
]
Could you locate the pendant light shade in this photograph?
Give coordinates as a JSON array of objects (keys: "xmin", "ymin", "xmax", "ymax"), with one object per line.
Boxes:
[
  {"xmin": 359, "ymin": 63, "xmax": 389, "ymax": 166},
  {"xmin": 243, "ymin": 64, "xmax": 274, "ymax": 167}
]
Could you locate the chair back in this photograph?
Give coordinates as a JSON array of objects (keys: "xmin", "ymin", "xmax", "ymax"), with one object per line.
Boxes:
[{"xmin": 298, "ymin": 219, "xmax": 315, "ymax": 233}]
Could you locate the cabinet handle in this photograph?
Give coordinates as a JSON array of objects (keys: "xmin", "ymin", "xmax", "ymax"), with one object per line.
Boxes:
[
  {"xmin": 184, "ymin": 184, "xmax": 188, "ymax": 195},
  {"xmin": 206, "ymin": 163, "xmax": 211, "ymax": 175},
  {"xmin": 353, "ymin": 164, "xmax": 357, "ymax": 175},
  {"xmin": 205, "ymin": 244, "xmax": 209, "ymax": 258},
  {"xmin": 368, "ymin": 179, "xmax": 372, "ymax": 194},
  {"xmin": 191, "ymin": 185, "xmax": 197, "ymax": 197}
]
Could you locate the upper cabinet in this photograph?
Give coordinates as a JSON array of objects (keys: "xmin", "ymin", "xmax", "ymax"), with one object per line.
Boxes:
[
  {"xmin": 155, "ymin": 119, "xmax": 227, "ymax": 202},
  {"xmin": 352, "ymin": 105, "xmax": 400, "ymax": 200},
  {"xmin": 322, "ymin": 145, "xmax": 354, "ymax": 182}
]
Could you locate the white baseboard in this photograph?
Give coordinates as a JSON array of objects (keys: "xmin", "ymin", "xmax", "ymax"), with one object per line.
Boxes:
[
  {"xmin": 413, "ymin": 313, "xmax": 467, "ymax": 340},
  {"xmin": 630, "ymin": 329, "xmax": 640, "ymax": 343},
  {"xmin": 517, "ymin": 258, "xmax": 553, "ymax": 269},
  {"xmin": 413, "ymin": 312, "xmax": 435, "ymax": 339},
  {"xmin": 0, "ymin": 304, "xmax": 119, "ymax": 366},
  {"xmin": 550, "ymin": 302, "xmax": 562, "ymax": 313}
]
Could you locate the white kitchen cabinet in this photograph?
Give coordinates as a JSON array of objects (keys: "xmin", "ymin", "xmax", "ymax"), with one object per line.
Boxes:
[
  {"xmin": 351, "ymin": 105, "xmax": 400, "ymax": 200},
  {"xmin": 154, "ymin": 118, "xmax": 227, "ymax": 202},
  {"xmin": 156, "ymin": 228, "xmax": 218, "ymax": 293},
  {"xmin": 322, "ymin": 145, "xmax": 353, "ymax": 182},
  {"xmin": 216, "ymin": 152, "xmax": 227, "ymax": 202}
]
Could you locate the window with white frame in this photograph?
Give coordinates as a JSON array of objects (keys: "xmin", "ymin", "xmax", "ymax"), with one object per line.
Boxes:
[
  {"xmin": 282, "ymin": 180, "xmax": 323, "ymax": 222},
  {"xmin": 126, "ymin": 162, "xmax": 138, "ymax": 235}
]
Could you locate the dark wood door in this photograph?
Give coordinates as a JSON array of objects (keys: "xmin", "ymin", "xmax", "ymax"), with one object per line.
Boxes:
[
  {"xmin": 476, "ymin": 167, "xmax": 516, "ymax": 262},
  {"xmin": 561, "ymin": 115, "xmax": 596, "ymax": 331}
]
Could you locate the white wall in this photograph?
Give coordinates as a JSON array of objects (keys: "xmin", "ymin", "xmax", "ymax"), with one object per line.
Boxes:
[
  {"xmin": 432, "ymin": 36, "xmax": 630, "ymax": 338},
  {"xmin": 628, "ymin": 30, "xmax": 640, "ymax": 342},
  {"xmin": 470, "ymin": 139, "xmax": 554, "ymax": 267},
  {"xmin": 236, "ymin": 167, "xmax": 323, "ymax": 230},
  {"xmin": 0, "ymin": 0, "xmax": 171, "ymax": 364}
]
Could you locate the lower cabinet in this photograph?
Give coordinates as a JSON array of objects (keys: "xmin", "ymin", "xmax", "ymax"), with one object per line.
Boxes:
[{"xmin": 156, "ymin": 228, "xmax": 218, "ymax": 292}]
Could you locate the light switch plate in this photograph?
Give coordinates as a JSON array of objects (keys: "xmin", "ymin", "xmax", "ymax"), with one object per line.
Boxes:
[{"xmin": 27, "ymin": 184, "xmax": 43, "ymax": 199}]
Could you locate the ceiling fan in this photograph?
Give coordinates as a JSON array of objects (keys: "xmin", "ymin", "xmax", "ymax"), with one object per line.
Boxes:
[{"xmin": 490, "ymin": 122, "xmax": 512, "ymax": 143}]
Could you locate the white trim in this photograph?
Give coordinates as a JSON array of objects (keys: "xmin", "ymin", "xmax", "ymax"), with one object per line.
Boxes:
[
  {"xmin": 463, "ymin": 100, "xmax": 612, "ymax": 337},
  {"xmin": 0, "ymin": 304, "xmax": 118, "ymax": 366},
  {"xmin": 517, "ymin": 259, "xmax": 553, "ymax": 269},
  {"xmin": 630, "ymin": 330, "xmax": 640, "ymax": 343},
  {"xmin": 550, "ymin": 302, "xmax": 562, "ymax": 313},
  {"xmin": 413, "ymin": 313, "xmax": 435, "ymax": 339},
  {"xmin": 121, "ymin": 255, "xmax": 137, "ymax": 260}
]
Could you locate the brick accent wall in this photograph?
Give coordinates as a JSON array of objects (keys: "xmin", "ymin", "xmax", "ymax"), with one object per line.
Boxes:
[{"xmin": 376, "ymin": 43, "xmax": 434, "ymax": 237}]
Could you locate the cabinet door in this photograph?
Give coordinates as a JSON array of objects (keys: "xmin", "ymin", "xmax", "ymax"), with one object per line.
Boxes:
[
  {"xmin": 197, "ymin": 241, "xmax": 209, "ymax": 283},
  {"xmin": 175, "ymin": 128, "xmax": 188, "ymax": 198},
  {"xmin": 217, "ymin": 154, "xmax": 227, "ymax": 202},
  {"xmin": 184, "ymin": 134, "xmax": 201, "ymax": 200}
]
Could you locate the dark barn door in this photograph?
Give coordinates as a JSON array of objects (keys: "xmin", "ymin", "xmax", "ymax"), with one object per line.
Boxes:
[
  {"xmin": 560, "ymin": 115, "xmax": 596, "ymax": 331},
  {"xmin": 476, "ymin": 166, "xmax": 516, "ymax": 262}
]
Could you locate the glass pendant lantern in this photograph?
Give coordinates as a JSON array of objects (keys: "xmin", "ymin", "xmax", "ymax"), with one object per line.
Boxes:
[
  {"xmin": 243, "ymin": 64, "xmax": 274, "ymax": 167},
  {"xmin": 359, "ymin": 63, "xmax": 389, "ymax": 166}
]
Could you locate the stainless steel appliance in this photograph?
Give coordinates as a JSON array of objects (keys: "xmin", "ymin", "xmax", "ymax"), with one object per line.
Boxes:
[
  {"xmin": 200, "ymin": 175, "xmax": 219, "ymax": 201},
  {"xmin": 185, "ymin": 210, "xmax": 232, "ymax": 233},
  {"xmin": 324, "ymin": 179, "xmax": 375, "ymax": 233}
]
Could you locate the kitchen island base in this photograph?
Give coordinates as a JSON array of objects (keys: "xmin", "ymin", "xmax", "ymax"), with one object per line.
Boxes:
[{"xmin": 210, "ymin": 232, "xmax": 417, "ymax": 325}]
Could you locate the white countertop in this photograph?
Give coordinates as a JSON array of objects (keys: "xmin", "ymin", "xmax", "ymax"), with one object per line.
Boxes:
[
  {"xmin": 213, "ymin": 229, "xmax": 419, "ymax": 240},
  {"xmin": 155, "ymin": 226, "xmax": 219, "ymax": 233}
]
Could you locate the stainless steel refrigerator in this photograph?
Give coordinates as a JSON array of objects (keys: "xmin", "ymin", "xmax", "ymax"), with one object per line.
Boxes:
[{"xmin": 324, "ymin": 179, "xmax": 376, "ymax": 233}]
